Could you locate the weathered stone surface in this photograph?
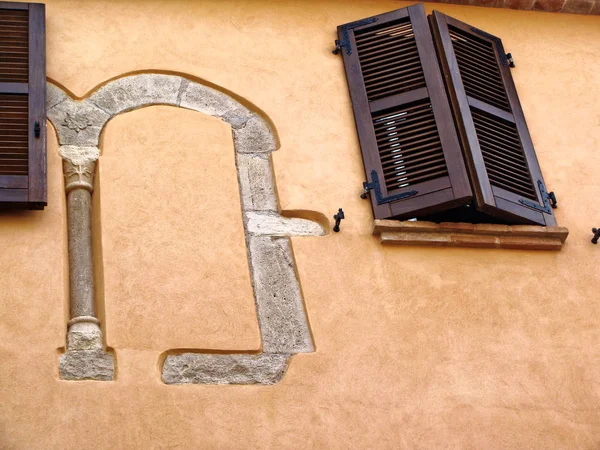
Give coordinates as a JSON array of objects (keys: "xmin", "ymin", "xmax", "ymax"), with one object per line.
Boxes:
[
  {"xmin": 179, "ymin": 82, "xmax": 253, "ymax": 127},
  {"xmin": 88, "ymin": 74, "xmax": 183, "ymax": 115},
  {"xmin": 246, "ymin": 212, "xmax": 325, "ymax": 237},
  {"xmin": 59, "ymin": 349, "xmax": 114, "ymax": 381},
  {"xmin": 233, "ymin": 114, "xmax": 277, "ymax": 153},
  {"xmin": 59, "ymin": 146, "xmax": 100, "ymax": 166},
  {"xmin": 236, "ymin": 153, "xmax": 278, "ymax": 212},
  {"xmin": 47, "ymin": 99, "xmax": 110, "ymax": 146},
  {"xmin": 66, "ymin": 188, "xmax": 96, "ymax": 317},
  {"xmin": 162, "ymin": 353, "xmax": 290, "ymax": 385},
  {"xmin": 46, "ymin": 83, "xmax": 69, "ymax": 110},
  {"xmin": 66, "ymin": 321, "xmax": 103, "ymax": 351},
  {"xmin": 249, "ymin": 236, "xmax": 313, "ymax": 353}
]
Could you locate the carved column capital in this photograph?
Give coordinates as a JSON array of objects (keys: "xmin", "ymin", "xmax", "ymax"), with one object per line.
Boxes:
[{"xmin": 63, "ymin": 160, "xmax": 96, "ymax": 194}]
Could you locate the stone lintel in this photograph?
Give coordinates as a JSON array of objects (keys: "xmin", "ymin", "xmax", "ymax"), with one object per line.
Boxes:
[{"xmin": 162, "ymin": 353, "xmax": 290, "ymax": 385}]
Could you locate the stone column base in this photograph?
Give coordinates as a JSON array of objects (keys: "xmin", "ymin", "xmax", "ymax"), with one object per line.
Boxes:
[{"xmin": 59, "ymin": 319, "xmax": 115, "ymax": 381}]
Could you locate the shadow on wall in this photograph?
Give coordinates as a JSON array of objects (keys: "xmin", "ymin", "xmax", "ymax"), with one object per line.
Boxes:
[{"xmin": 48, "ymin": 71, "xmax": 328, "ymax": 385}]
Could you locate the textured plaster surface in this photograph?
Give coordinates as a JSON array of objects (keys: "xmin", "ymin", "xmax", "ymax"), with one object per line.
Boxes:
[
  {"xmin": 100, "ymin": 107, "xmax": 262, "ymax": 352},
  {"xmin": 1, "ymin": 1, "xmax": 600, "ymax": 448}
]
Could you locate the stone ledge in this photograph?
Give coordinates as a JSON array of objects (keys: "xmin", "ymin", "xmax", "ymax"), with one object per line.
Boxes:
[
  {"xmin": 373, "ymin": 220, "xmax": 569, "ymax": 250},
  {"xmin": 162, "ymin": 353, "xmax": 290, "ymax": 385}
]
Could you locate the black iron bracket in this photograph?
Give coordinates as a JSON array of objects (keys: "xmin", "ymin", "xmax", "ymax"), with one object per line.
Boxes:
[
  {"xmin": 333, "ymin": 208, "xmax": 345, "ymax": 233},
  {"xmin": 34, "ymin": 121, "xmax": 40, "ymax": 138},
  {"xmin": 518, "ymin": 180, "xmax": 557, "ymax": 214},
  {"xmin": 592, "ymin": 228, "xmax": 600, "ymax": 244},
  {"xmin": 360, "ymin": 170, "xmax": 418, "ymax": 205},
  {"xmin": 333, "ymin": 17, "xmax": 378, "ymax": 55},
  {"xmin": 505, "ymin": 53, "xmax": 515, "ymax": 68}
]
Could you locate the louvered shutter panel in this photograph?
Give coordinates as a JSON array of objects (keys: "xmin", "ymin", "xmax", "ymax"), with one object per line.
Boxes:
[
  {"xmin": 430, "ymin": 11, "xmax": 556, "ymax": 227},
  {"xmin": 0, "ymin": 2, "xmax": 46, "ymax": 210},
  {"xmin": 337, "ymin": 4, "xmax": 471, "ymax": 220}
]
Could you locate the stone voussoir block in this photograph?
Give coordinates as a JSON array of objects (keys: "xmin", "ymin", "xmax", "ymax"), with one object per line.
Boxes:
[
  {"xmin": 162, "ymin": 353, "xmax": 290, "ymax": 385},
  {"xmin": 233, "ymin": 114, "xmax": 277, "ymax": 154},
  {"xmin": 249, "ymin": 236, "xmax": 313, "ymax": 354},
  {"xmin": 47, "ymin": 99, "xmax": 110, "ymax": 147},
  {"xmin": 88, "ymin": 74, "xmax": 183, "ymax": 115},
  {"xmin": 59, "ymin": 349, "xmax": 115, "ymax": 381},
  {"xmin": 179, "ymin": 82, "xmax": 253, "ymax": 128},
  {"xmin": 236, "ymin": 153, "xmax": 279, "ymax": 212},
  {"xmin": 46, "ymin": 83, "xmax": 69, "ymax": 110}
]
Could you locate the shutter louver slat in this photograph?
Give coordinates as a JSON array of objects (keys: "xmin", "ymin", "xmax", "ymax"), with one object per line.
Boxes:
[
  {"xmin": 0, "ymin": 93, "xmax": 28, "ymax": 176},
  {"xmin": 338, "ymin": 4, "xmax": 472, "ymax": 220},
  {"xmin": 0, "ymin": 8, "xmax": 28, "ymax": 83},
  {"xmin": 374, "ymin": 101, "xmax": 447, "ymax": 191},
  {"xmin": 0, "ymin": 3, "xmax": 46, "ymax": 210},
  {"xmin": 355, "ymin": 18, "xmax": 426, "ymax": 102},
  {"xmin": 430, "ymin": 11, "xmax": 556, "ymax": 226},
  {"xmin": 448, "ymin": 26, "xmax": 510, "ymax": 112}
]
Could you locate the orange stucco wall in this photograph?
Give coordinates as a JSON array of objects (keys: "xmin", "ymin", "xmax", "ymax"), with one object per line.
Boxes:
[{"xmin": 1, "ymin": 0, "xmax": 600, "ymax": 448}]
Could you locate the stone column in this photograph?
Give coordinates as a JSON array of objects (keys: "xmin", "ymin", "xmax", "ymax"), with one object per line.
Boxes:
[
  {"xmin": 59, "ymin": 149, "xmax": 114, "ymax": 381},
  {"xmin": 64, "ymin": 160, "xmax": 102, "ymax": 347}
]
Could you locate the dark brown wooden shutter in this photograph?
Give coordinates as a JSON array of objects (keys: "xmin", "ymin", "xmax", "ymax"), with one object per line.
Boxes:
[
  {"xmin": 337, "ymin": 4, "xmax": 471, "ymax": 220},
  {"xmin": 0, "ymin": 2, "xmax": 46, "ymax": 210},
  {"xmin": 430, "ymin": 11, "xmax": 556, "ymax": 227}
]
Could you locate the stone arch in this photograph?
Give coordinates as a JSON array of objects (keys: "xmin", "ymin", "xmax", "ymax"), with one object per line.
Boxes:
[{"xmin": 49, "ymin": 73, "xmax": 324, "ymax": 384}]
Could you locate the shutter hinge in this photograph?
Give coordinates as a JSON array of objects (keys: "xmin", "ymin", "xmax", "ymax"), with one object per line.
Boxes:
[
  {"xmin": 505, "ymin": 53, "xmax": 515, "ymax": 68},
  {"xmin": 592, "ymin": 228, "xmax": 600, "ymax": 244},
  {"xmin": 360, "ymin": 170, "xmax": 418, "ymax": 205},
  {"xmin": 518, "ymin": 180, "xmax": 557, "ymax": 214},
  {"xmin": 332, "ymin": 17, "xmax": 378, "ymax": 55}
]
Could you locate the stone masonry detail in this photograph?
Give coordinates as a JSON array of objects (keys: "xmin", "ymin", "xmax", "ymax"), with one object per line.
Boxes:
[{"xmin": 47, "ymin": 73, "xmax": 324, "ymax": 384}]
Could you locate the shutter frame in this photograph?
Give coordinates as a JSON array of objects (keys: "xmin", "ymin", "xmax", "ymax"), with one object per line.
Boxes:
[
  {"xmin": 430, "ymin": 10, "xmax": 556, "ymax": 226},
  {"xmin": 338, "ymin": 4, "xmax": 472, "ymax": 221},
  {"xmin": 0, "ymin": 2, "xmax": 46, "ymax": 210}
]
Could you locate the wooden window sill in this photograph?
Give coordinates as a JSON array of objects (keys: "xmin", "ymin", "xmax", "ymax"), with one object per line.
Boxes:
[{"xmin": 373, "ymin": 220, "xmax": 569, "ymax": 250}]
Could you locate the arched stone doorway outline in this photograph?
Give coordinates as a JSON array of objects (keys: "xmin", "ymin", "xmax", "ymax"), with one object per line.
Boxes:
[{"xmin": 48, "ymin": 73, "xmax": 324, "ymax": 384}]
